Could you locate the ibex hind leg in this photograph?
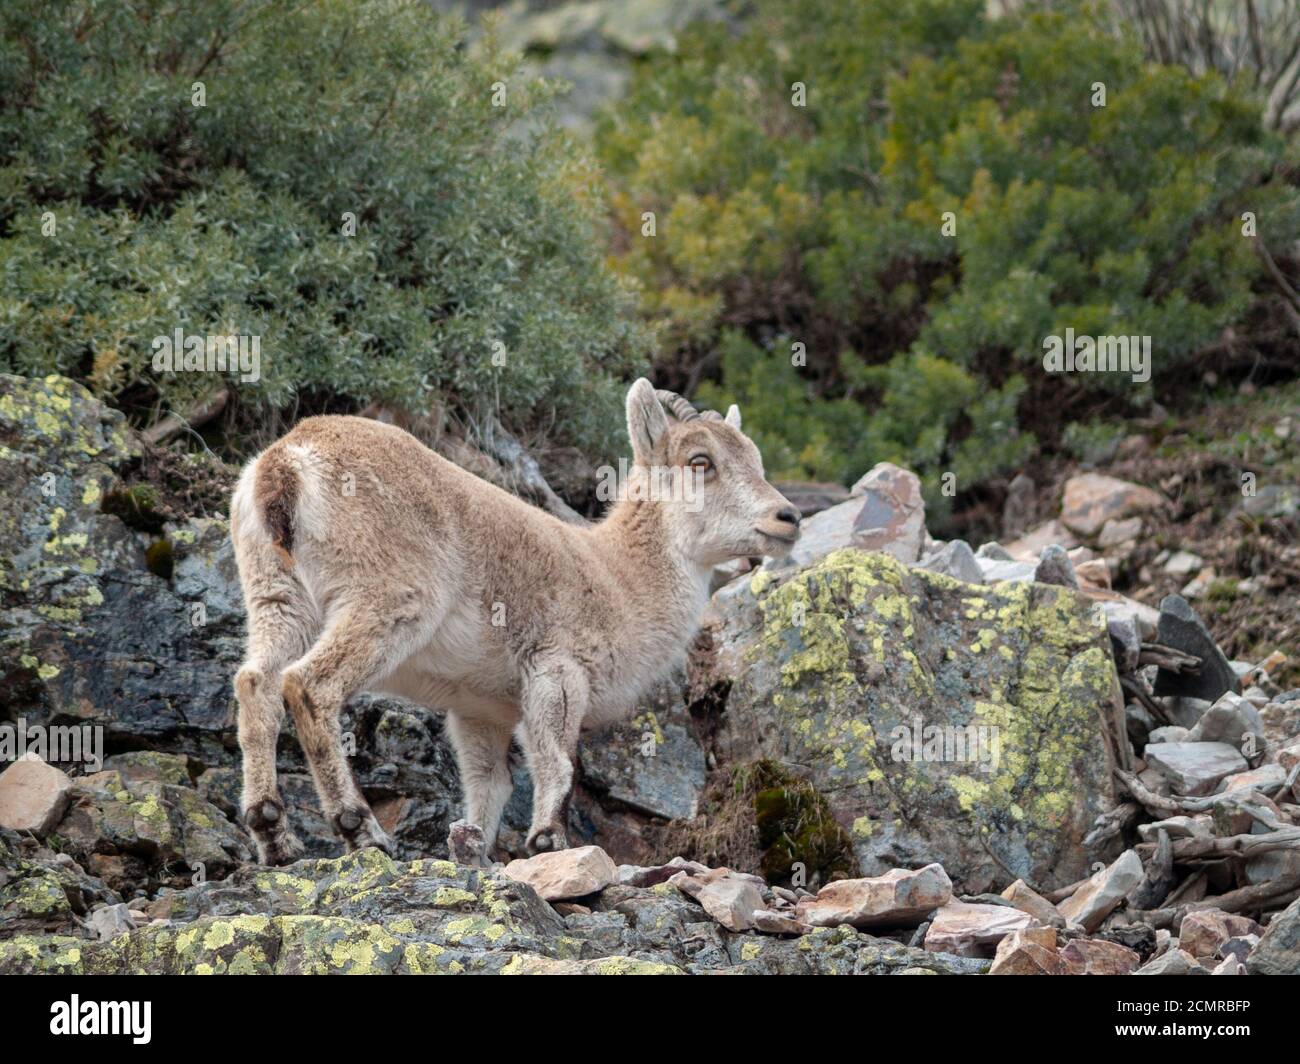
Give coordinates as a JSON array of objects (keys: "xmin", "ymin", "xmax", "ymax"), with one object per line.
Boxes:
[
  {"xmin": 281, "ymin": 596, "xmax": 442, "ymax": 857},
  {"xmin": 234, "ymin": 543, "xmax": 318, "ymax": 866},
  {"xmin": 519, "ymin": 657, "xmax": 588, "ymax": 854}
]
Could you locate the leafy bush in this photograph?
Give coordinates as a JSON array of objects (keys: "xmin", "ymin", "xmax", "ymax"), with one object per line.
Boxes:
[
  {"xmin": 0, "ymin": 0, "xmax": 648, "ymax": 457},
  {"xmin": 597, "ymin": 0, "xmax": 1299, "ymax": 510}
]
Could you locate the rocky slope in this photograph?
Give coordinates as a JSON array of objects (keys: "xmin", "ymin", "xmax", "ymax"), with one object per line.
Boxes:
[{"xmin": 2, "ymin": 372, "xmax": 1298, "ymax": 975}]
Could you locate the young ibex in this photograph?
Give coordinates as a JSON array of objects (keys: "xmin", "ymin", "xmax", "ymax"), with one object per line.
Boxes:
[{"xmin": 229, "ymin": 379, "xmax": 800, "ymax": 865}]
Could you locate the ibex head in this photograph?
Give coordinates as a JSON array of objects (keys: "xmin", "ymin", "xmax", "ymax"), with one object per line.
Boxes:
[{"xmin": 624, "ymin": 377, "xmax": 801, "ymax": 565}]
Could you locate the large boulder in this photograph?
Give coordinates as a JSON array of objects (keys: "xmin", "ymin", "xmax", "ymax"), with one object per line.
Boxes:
[{"xmin": 707, "ymin": 549, "xmax": 1122, "ymax": 893}]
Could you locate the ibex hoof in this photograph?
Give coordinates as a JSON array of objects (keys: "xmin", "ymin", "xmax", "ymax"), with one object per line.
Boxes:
[
  {"xmin": 244, "ymin": 799, "xmax": 306, "ymax": 866},
  {"xmin": 526, "ymin": 825, "xmax": 568, "ymax": 855},
  {"xmin": 335, "ymin": 807, "xmax": 396, "ymax": 857}
]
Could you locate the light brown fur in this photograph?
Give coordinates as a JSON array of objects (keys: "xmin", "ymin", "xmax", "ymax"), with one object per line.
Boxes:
[{"xmin": 229, "ymin": 379, "xmax": 799, "ymax": 864}]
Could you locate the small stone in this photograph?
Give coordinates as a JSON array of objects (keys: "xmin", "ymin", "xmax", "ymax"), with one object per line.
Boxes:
[
  {"xmin": 1060, "ymin": 938, "xmax": 1141, "ymax": 975},
  {"xmin": 1220, "ymin": 764, "xmax": 1285, "ymax": 793},
  {"xmin": 1000, "ymin": 879, "xmax": 1062, "ymax": 926},
  {"xmin": 1104, "ymin": 602, "xmax": 1143, "ymax": 673},
  {"xmin": 0, "ymin": 755, "xmax": 74, "ymax": 835},
  {"xmin": 1148, "ymin": 726, "xmax": 1189, "ymax": 744},
  {"xmin": 1034, "ymin": 544, "xmax": 1079, "ymax": 589},
  {"xmin": 988, "ymin": 927, "xmax": 1071, "ymax": 975},
  {"xmin": 1210, "ymin": 956, "xmax": 1245, "ymax": 975},
  {"xmin": 1058, "ymin": 850, "xmax": 1144, "ymax": 931},
  {"xmin": 1098, "ymin": 516, "xmax": 1143, "ymax": 547},
  {"xmin": 1163, "ymin": 551, "xmax": 1204, "ymax": 577},
  {"xmin": 1133, "ymin": 948, "xmax": 1209, "ymax": 975},
  {"xmin": 976, "ymin": 557, "xmax": 1037, "ymax": 584},
  {"xmin": 1218, "ymin": 935, "xmax": 1259, "ymax": 964},
  {"xmin": 915, "ymin": 540, "xmax": 983, "ymax": 585},
  {"xmin": 1185, "ymin": 692, "xmax": 1264, "ymax": 749},
  {"xmin": 616, "ymin": 857, "xmax": 710, "ymax": 888},
  {"xmin": 795, "ymin": 864, "xmax": 952, "ymax": 930},
  {"xmin": 1006, "ymin": 519, "xmax": 1078, "ymax": 559},
  {"xmin": 750, "ymin": 909, "xmax": 812, "ymax": 935},
  {"xmin": 1061, "ymin": 473, "xmax": 1167, "ymax": 537},
  {"xmin": 1179, "ymin": 909, "xmax": 1262, "ymax": 961},
  {"xmin": 1074, "ymin": 558, "xmax": 1111, "ymax": 589},
  {"xmin": 502, "ymin": 845, "xmax": 618, "ymax": 901},
  {"xmin": 670, "ymin": 869, "xmax": 766, "ymax": 932},
  {"xmin": 1143, "ymin": 742, "xmax": 1248, "ymax": 797},
  {"xmin": 1181, "ymin": 567, "xmax": 1218, "ymax": 599},
  {"xmin": 1152, "ymin": 595, "xmax": 1240, "ymax": 703},
  {"xmin": 89, "ymin": 903, "xmax": 136, "ymax": 941},
  {"xmin": 923, "ymin": 900, "xmax": 1034, "ymax": 957}
]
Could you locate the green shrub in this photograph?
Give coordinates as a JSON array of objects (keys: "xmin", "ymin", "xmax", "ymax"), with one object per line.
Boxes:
[
  {"xmin": 0, "ymin": 0, "xmax": 648, "ymax": 457},
  {"xmin": 597, "ymin": 0, "xmax": 1298, "ymax": 511}
]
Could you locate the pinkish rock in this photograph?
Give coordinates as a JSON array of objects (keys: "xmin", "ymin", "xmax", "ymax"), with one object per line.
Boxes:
[
  {"xmin": 923, "ymin": 900, "xmax": 1035, "ymax": 957},
  {"xmin": 1179, "ymin": 909, "xmax": 1263, "ymax": 961},
  {"xmin": 795, "ymin": 863, "xmax": 952, "ymax": 929},
  {"xmin": 988, "ymin": 927, "xmax": 1071, "ymax": 975},
  {"xmin": 0, "ymin": 755, "xmax": 73, "ymax": 834},
  {"xmin": 669, "ymin": 869, "xmax": 765, "ymax": 932},
  {"xmin": 1000, "ymin": 879, "xmax": 1062, "ymax": 926},
  {"xmin": 1061, "ymin": 473, "xmax": 1167, "ymax": 537},
  {"xmin": 848, "ymin": 463, "xmax": 927, "ymax": 563},
  {"xmin": 1061, "ymin": 938, "xmax": 1141, "ymax": 974},
  {"xmin": 502, "ymin": 845, "xmax": 618, "ymax": 901},
  {"xmin": 1058, "ymin": 850, "xmax": 1144, "ymax": 931}
]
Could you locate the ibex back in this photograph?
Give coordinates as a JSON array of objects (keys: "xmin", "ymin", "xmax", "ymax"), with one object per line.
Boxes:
[{"xmin": 229, "ymin": 379, "xmax": 800, "ymax": 865}]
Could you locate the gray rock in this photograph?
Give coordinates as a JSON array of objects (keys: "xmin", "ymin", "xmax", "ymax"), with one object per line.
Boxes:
[
  {"xmin": 849, "ymin": 462, "xmax": 927, "ymax": 563},
  {"xmin": 1246, "ymin": 895, "xmax": 1300, "ymax": 974},
  {"xmin": 976, "ymin": 557, "xmax": 1037, "ymax": 583},
  {"xmin": 579, "ymin": 710, "xmax": 706, "ymax": 821},
  {"xmin": 1034, "ymin": 544, "xmax": 1079, "ymax": 589},
  {"xmin": 1152, "ymin": 595, "xmax": 1240, "ymax": 703},
  {"xmin": 709, "ymin": 550, "xmax": 1120, "ymax": 894},
  {"xmin": 975, "ymin": 542, "xmax": 1014, "ymax": 560},
  {"xmin": 1185, "ymin": 692, "xmax": 1265, "ymax": 750},
  {"xmin": 1148, "ymin": 726, "xmax": 1189, "ymax": 744},
  {"xmin": 914, "ymin": 539, "xmax": 983, "ymax": 584},
  {"xmin": 88, "ymin": 903, "xmax": 136, "ymax": 941},
  {"xmin": 1105, "ymin": 602, "xmax": 1142, "ymax": 673},
  {"xmin": 1166, "ymin": 696, "xmax": 1214, "ymax": 730},
  {"xmin": 1143, "ymin": 742, "xmax": 1248, "ymax": 797}
]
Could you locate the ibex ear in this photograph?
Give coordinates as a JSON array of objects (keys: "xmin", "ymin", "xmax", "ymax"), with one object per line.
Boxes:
[
  {"xmin": 725, "ymin": 404, "xmax": 742, "ymax": 430},
  {"xmin": 626, "ymin": 378, "xmax": 669, "ymax": 465}
]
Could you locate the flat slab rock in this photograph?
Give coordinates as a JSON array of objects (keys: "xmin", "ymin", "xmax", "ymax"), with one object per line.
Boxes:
[
  {"xmin": 503, "ymin": 845, "xmax": 618, "ymax": 901},
  {"xmin": 1143, "ymin": 742, "xmax": 1248, "ymax": 797},
  {"xmin": 795, "ymin": 863, "xmax": 952, "ymax": 930},
  {"xmin": 923, "ymin": 900, "xmax": 1035, "ymax": 958}
]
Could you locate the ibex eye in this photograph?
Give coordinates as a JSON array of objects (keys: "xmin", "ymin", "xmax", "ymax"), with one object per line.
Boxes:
[{"xmin": 688, "ymin": 455, "xmax": 713, "ymax": 473}]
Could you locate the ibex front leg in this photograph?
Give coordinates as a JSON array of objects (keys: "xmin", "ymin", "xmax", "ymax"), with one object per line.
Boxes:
[{"xmin": 519, "ymin": 657, "xmax": 588, "ymax": 854}]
